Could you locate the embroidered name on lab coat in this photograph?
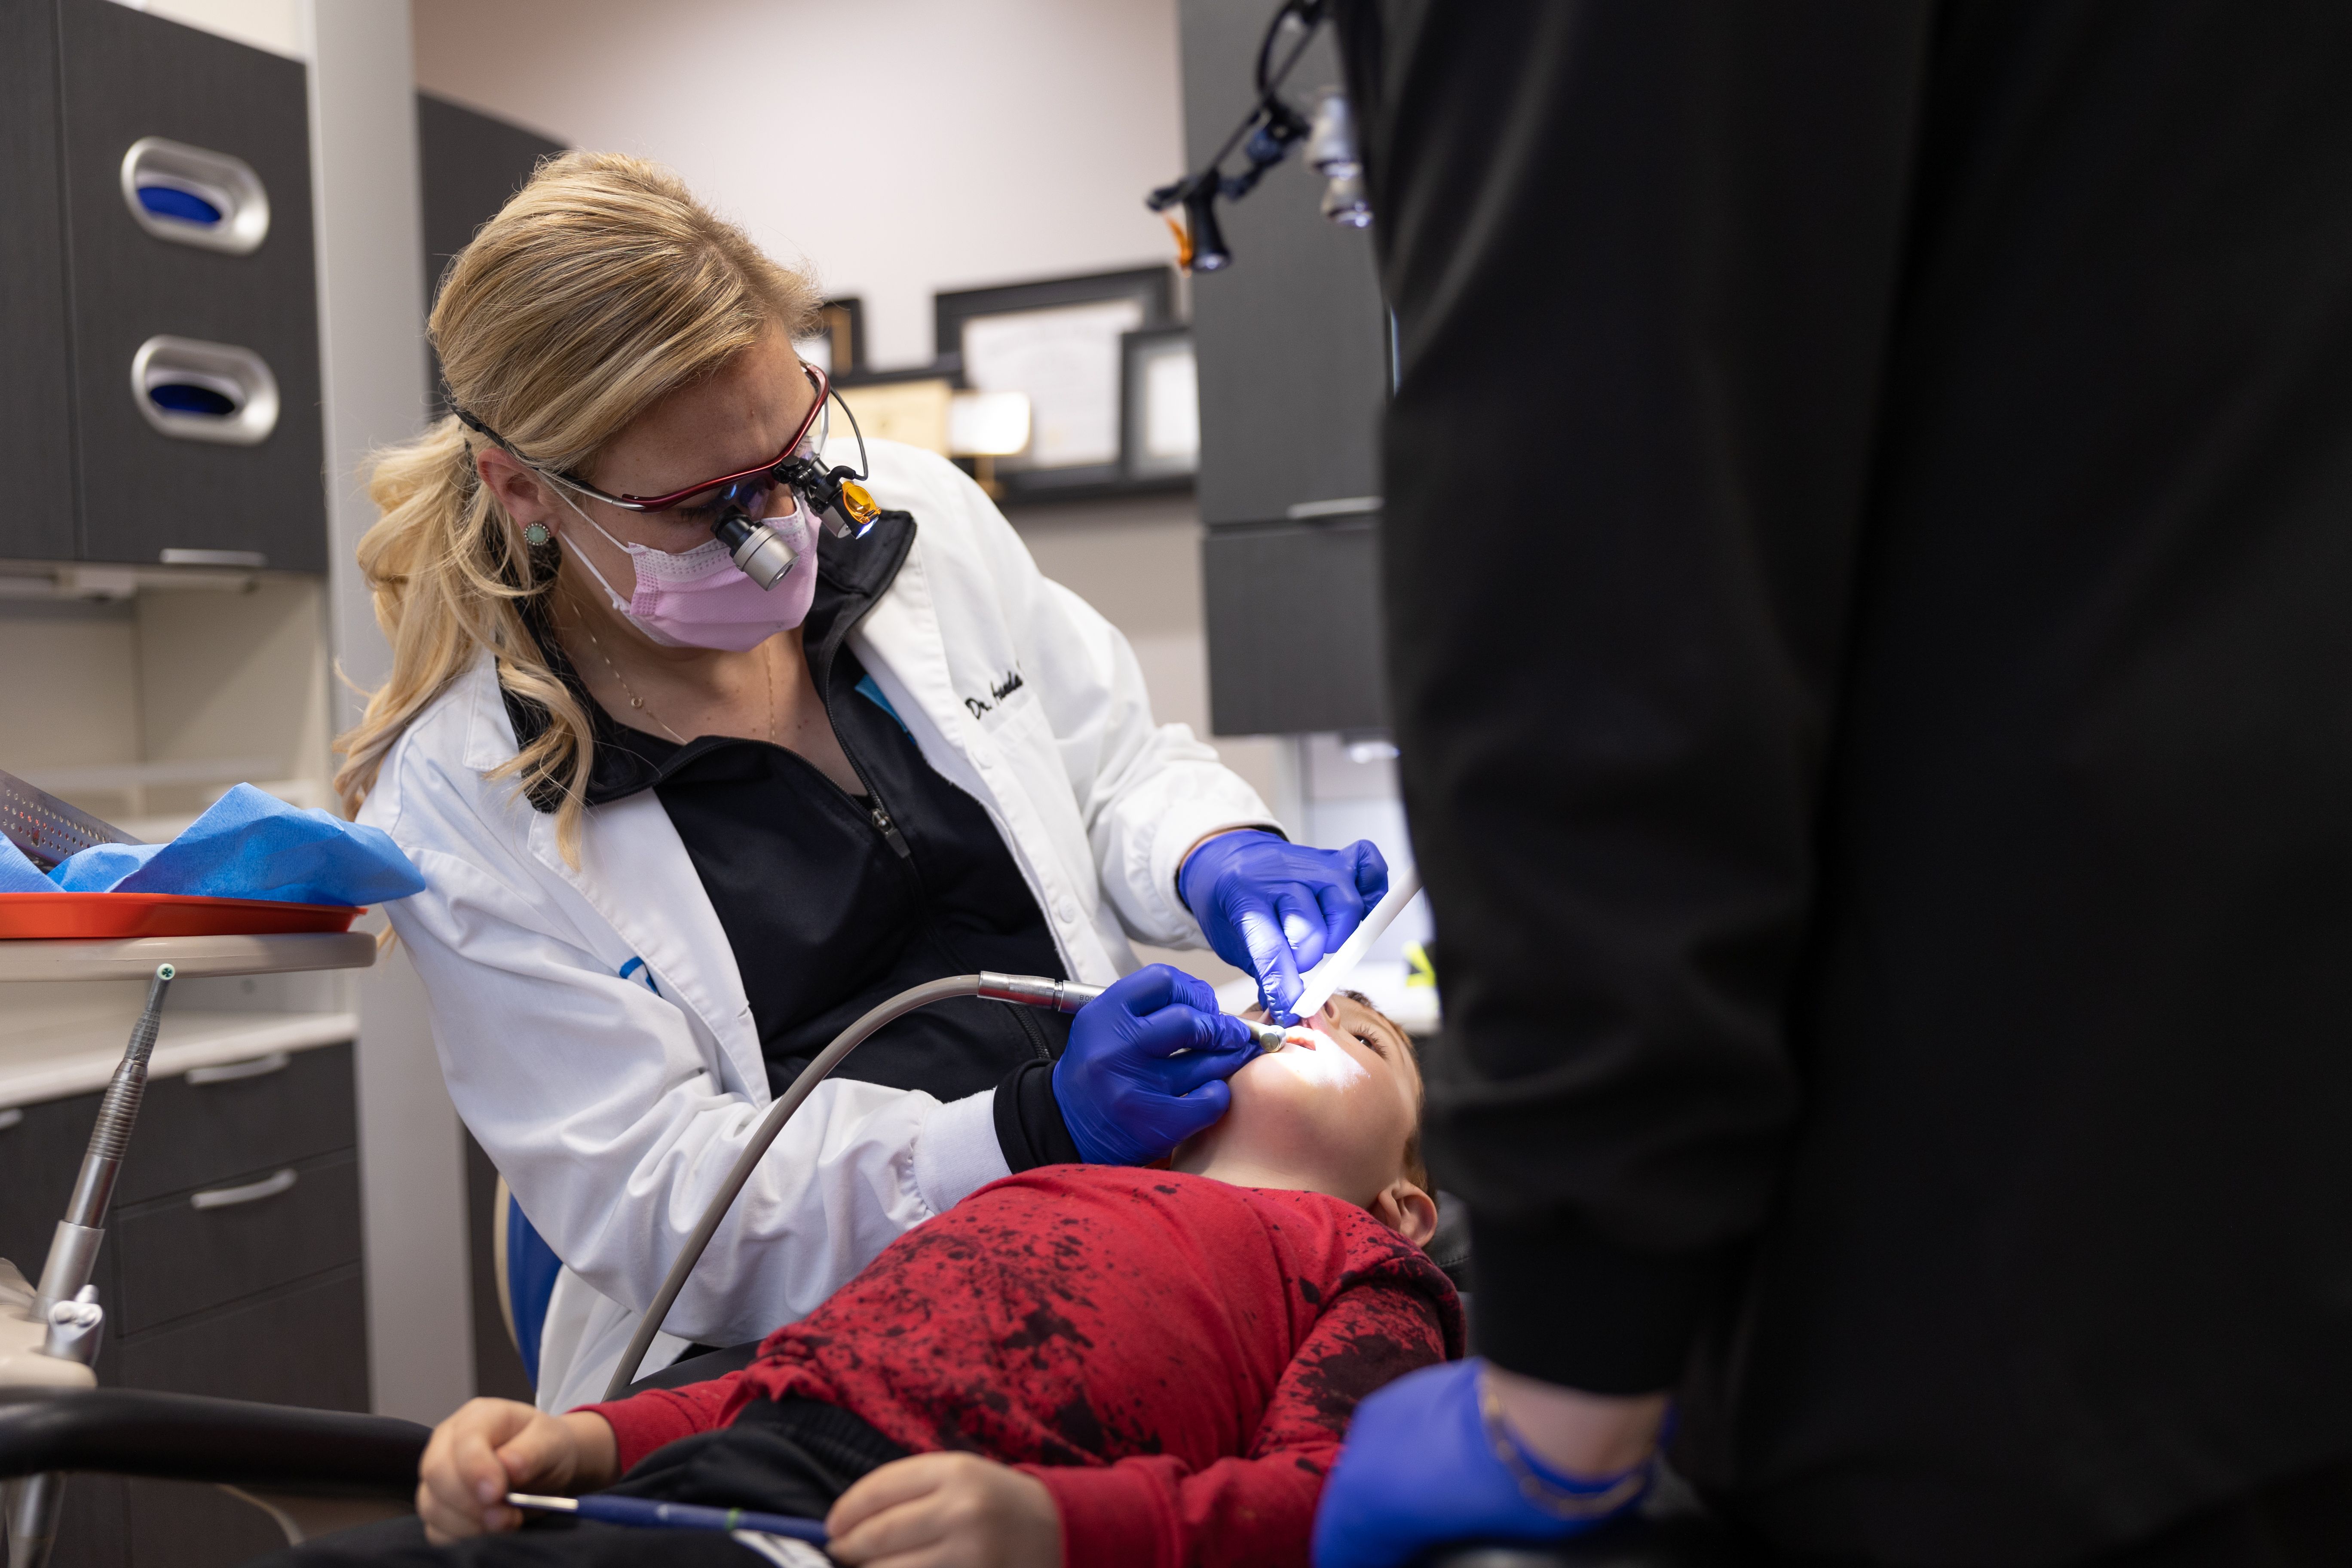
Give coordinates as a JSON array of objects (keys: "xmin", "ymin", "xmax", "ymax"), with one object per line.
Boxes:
[{"xmin": 963, "ymin": 668, "xmax": 1024, "ymax": 719}]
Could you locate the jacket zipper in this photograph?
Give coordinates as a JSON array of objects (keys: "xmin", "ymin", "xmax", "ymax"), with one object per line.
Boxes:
[
  {"xmin": 868, "ymin": 801, "xmax": 912, "ymax": 859},
  {"xmin": 851, "ymin": 740, "xmax": 1044, "ymax": 1058},
  {"xmin": 816, "ymin": 578, "xmax": 1051, "ymax": 1061}
]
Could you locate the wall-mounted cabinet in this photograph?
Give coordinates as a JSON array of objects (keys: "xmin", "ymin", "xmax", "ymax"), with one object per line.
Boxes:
[
  {"xmin": 0, "ymin": 0, "xmax": 325, "ymax": 573},
  {"xmin": 1178, "ymin": 0, "xmax": 1392, "ymax": 737},
  {"xmin": 0, "ymin": 0, "xmax": 80, "ymax": 565},
  {"xmin": 417, "ymin": 92, "xmax": 566, "ymax": 425},
  {"xmin": 1204, "ymin": 516, "xmax": 1388, "ymax": 735}
]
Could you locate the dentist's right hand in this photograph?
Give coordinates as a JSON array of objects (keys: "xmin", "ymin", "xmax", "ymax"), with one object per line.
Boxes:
[{"xmin": 1053, "ymin": 964, "xmax": 1258, "ymax": 1165}]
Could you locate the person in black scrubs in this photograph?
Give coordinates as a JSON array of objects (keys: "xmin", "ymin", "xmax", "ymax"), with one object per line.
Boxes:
[{"xmin": 1312, "ymin": 6, "xmax": 2352, "ymax": 1566}]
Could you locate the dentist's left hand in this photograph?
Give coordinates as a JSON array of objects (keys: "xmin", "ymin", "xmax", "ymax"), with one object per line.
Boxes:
[
  {"xmin": 1179, "ymin": 830, "xmax": 1390, "ymax": 1020},
  {"xmin": 1052, "ymin": 964, "xmax": 1258, "ymax": 1165}
]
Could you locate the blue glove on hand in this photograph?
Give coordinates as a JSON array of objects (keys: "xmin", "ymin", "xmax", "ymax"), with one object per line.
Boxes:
[
  {"xmin": 1051, "ymin": 964, "xmax": 1259, "ymax": 1166},
  {"xmin": 1312, "ymin": 1359, "xmax": 1654, "ymax": 1568},
  {"xmin": 1178, "ymin": 830, "xmax": 1389, "ymax": 1020}
]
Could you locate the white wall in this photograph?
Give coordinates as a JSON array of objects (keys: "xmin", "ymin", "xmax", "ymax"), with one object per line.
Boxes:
[
  {"xmin": 107, "ymin": 0, "xmax": 303, "ymax": 57},
  {"xmin": 412, "ymin": 0, "xmax": 1188, "ymax": 372}
]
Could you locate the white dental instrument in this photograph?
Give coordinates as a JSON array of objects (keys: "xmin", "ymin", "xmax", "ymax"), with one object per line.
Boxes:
[{"xmin": 1286, "ymin": 864, "xmax": 1424, "ymax": 1023}]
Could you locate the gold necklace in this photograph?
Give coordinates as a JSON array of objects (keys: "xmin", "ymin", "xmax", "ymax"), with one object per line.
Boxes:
[{"xmin": 566, "ymin": 597, "xmax": 778, "ymax": 746}]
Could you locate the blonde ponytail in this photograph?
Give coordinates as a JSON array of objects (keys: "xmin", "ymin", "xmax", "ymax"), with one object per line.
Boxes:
[{"xmin": 333, "ymin": 152, "xmax": 819, "ymax": 857}]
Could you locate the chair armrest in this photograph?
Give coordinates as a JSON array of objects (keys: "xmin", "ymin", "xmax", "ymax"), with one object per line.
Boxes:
[{"xmin": 0, "ymin": 1390, "xmax": 428, "ymax": 1498}]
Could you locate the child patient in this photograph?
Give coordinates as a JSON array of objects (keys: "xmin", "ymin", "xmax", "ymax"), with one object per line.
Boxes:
[{"xmin": 315, "ymin": 992, "xmax": 1457, "ymax": 1568}]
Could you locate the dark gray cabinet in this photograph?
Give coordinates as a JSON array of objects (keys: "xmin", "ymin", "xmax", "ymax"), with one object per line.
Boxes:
[
  {"xmin": 1179, "ymin": 1, "xmax": 1388, "ymax": 529},
  {"xmin": 56, "ymin": 0, "xmax": 326, "ymax": 571},
  {"xmin": 0, "ymin": 0, "xmax": 326, "ymax": 573},
  {"xmin": 1179, "ymin": 0, "xmax": 1393, "ymax": 736},
  {"xmin": 0, "ymin": 0, "xmax": 80, "ymax": 565},
  {"xmin": 1204, "ymin": 515, "xmax": 1387, "ymax": 735},
  {"xmin": 417, "ymin": 98, "xmax": 565, "ymax": 294},
  {"xmin": 0, "ymin": 1041, "xmax": 368, "ymax": 1568},
  {"xmin": 416, "ymin": 93, "xmax": 567, "ymax": 423}
]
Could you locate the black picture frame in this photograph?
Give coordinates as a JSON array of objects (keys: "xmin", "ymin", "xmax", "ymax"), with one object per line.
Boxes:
[
  {"xmin": 797, "ymin": 297, "xmax": 865, "ymax": 377},
  {"xmin": 1121, "ymin": 325, "xmax": 1198, "ymax": 483},
  {"xmin": 934, "ymin": 266, "xmax": 1179, "ymax": 502}
]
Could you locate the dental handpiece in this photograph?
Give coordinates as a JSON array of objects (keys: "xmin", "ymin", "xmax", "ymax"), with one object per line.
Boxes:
[
  {"xmin": 609, "ymin": 966, "xmax": 1292, "ymax": 1399},
  {"xmin": 976, "ymin": 971, "xmax": 1289, "ymax": 1052}
]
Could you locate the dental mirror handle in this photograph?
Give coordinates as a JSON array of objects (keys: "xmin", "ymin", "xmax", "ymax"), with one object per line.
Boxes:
[{"xmin": 1288, "ymin": 865, "xmax": 1424, "ymax": 1024}]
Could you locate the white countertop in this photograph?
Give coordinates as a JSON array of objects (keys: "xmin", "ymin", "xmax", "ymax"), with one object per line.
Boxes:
[{"xmin": 0, "ymin": 1009, "xmax": 358, "ymax": 1111}]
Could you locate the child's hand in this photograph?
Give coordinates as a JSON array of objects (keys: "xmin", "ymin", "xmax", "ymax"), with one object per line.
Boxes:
[
  {"xmin": 826, "ymin": 1452, "xmax": 1061, "ymax": 1568},
  {"xmin": 414, "ymin": 1398, "xmax": 619, "ymax": 1544}
]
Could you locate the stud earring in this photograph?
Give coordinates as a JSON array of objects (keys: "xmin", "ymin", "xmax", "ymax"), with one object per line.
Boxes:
[{"xmin": 523, "ymin": 523, "xmax": 551, "ymax": 547}]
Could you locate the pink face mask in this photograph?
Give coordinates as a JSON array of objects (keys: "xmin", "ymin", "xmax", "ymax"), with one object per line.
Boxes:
[{"xmin": 558, "ymin": 490, "xmax": 819, "ymax": 652}]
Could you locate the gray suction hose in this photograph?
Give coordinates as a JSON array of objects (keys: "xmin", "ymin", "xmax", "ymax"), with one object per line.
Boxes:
[{"xmin": 603, "ymin": 971, "xmax": 1112, "ymax": 1400}]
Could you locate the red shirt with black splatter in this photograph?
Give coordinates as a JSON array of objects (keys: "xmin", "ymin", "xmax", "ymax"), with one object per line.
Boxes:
[{"xmin": 589, "ymin": 1166, "xmax": 1463, "ymax": 1568}]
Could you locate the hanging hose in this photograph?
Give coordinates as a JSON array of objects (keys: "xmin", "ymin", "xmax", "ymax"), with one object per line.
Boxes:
[{"xmin": 603, "ymin": 972, "xmax": 1106, "ymax": 1400}]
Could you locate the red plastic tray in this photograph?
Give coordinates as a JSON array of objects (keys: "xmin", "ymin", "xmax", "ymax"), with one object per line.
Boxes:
[{"xmin": 0, "ymin": 893, "xmax": 363, "ymax": 940}]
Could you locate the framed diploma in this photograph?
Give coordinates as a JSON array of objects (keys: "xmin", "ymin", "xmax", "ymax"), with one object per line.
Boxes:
[{"xmin": 935, "ymin": 267, "xmax": 1177, "ymax": 500}]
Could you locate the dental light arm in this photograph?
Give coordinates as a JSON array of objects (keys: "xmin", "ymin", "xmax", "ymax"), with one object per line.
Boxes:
[
  {"xmin": 1145, "ymin": 0, "xmax": 1368, "ymax": 269},
  {"xmin": 604, "ymin": 972, "xmax": 1288, "ymax": 1400}
]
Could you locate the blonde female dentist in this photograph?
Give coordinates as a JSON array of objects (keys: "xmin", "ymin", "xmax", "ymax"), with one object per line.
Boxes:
[{"xmin": 335, "ymin": 154, "xmax": 1388, "ymax": 1412}]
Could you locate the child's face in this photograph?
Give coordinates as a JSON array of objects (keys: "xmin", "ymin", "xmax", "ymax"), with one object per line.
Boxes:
[{"xmin": 1183, "ymin": 994, "xmax": 1424, "ymax": 1208}]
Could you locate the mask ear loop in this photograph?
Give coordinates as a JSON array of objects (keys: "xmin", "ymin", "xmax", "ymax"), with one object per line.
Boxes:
[{"xmin": 544, "ymin": 488, "xmax": 638, "ymax": 617}]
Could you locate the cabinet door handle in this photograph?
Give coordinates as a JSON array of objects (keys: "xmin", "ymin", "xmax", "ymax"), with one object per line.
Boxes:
[
  {"xmin": 0, "ymin": 1108, "xmax": 21, "ymax": 1132},
  {"xmin": 119, "ymin": 136, "xmax": 271, "ymax": 254},
  {"xmin": 185, "ymin": 1051, "xmax": 291, "ymax": 1086},
  {"xmin": 132, "ymin": 336, "xmax": 281, "ymax": 446},
  {"xmin": 190, "ymin": 1168, "xmax": 297, "ymax": 1210}
]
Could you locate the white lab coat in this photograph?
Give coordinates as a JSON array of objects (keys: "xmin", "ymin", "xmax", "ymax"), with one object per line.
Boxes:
[{"xmin": 359, "ymin": 441, "xmax": 1274, "ymax": 1410}]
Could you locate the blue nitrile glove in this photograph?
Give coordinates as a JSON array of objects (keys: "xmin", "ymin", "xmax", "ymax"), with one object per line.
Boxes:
[
  {"xmin": 1178, "ymin": 830, "xmax": 1389, "ymax": 1020},
  {"xmin": 1052, "ymin": 964, "xmax": 1259, "ymax": 1166},
  {"xmin": 45, "ymin": 784, "xmax": 426, "ymax": 905},
  {"xmin": 1312, "ymin": 1359, "xmax": 1654, "ymax": 1568}
]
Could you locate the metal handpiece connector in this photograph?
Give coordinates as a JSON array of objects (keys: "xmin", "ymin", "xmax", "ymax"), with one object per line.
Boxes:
[
  {"xmin": 40, "ymin": 1288, "xmax": 102, "ymax": 1365},
  {"xmin": 979, "ymin": 971, "xmax": 1289, "ymax": 1050},
  {"xmin": 976, "ymin": 972, "xmax": 1106, "ymax": 1014}
]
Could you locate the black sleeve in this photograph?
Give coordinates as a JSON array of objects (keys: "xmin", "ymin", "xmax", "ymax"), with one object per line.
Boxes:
[
  {"xmin": 992, "ymin": 1059, "xmax": 1084, "ymax": 1172},
  {"xmin": 1335, "ymin": 0, "xmax": 1932, "ymax": 1393}
]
